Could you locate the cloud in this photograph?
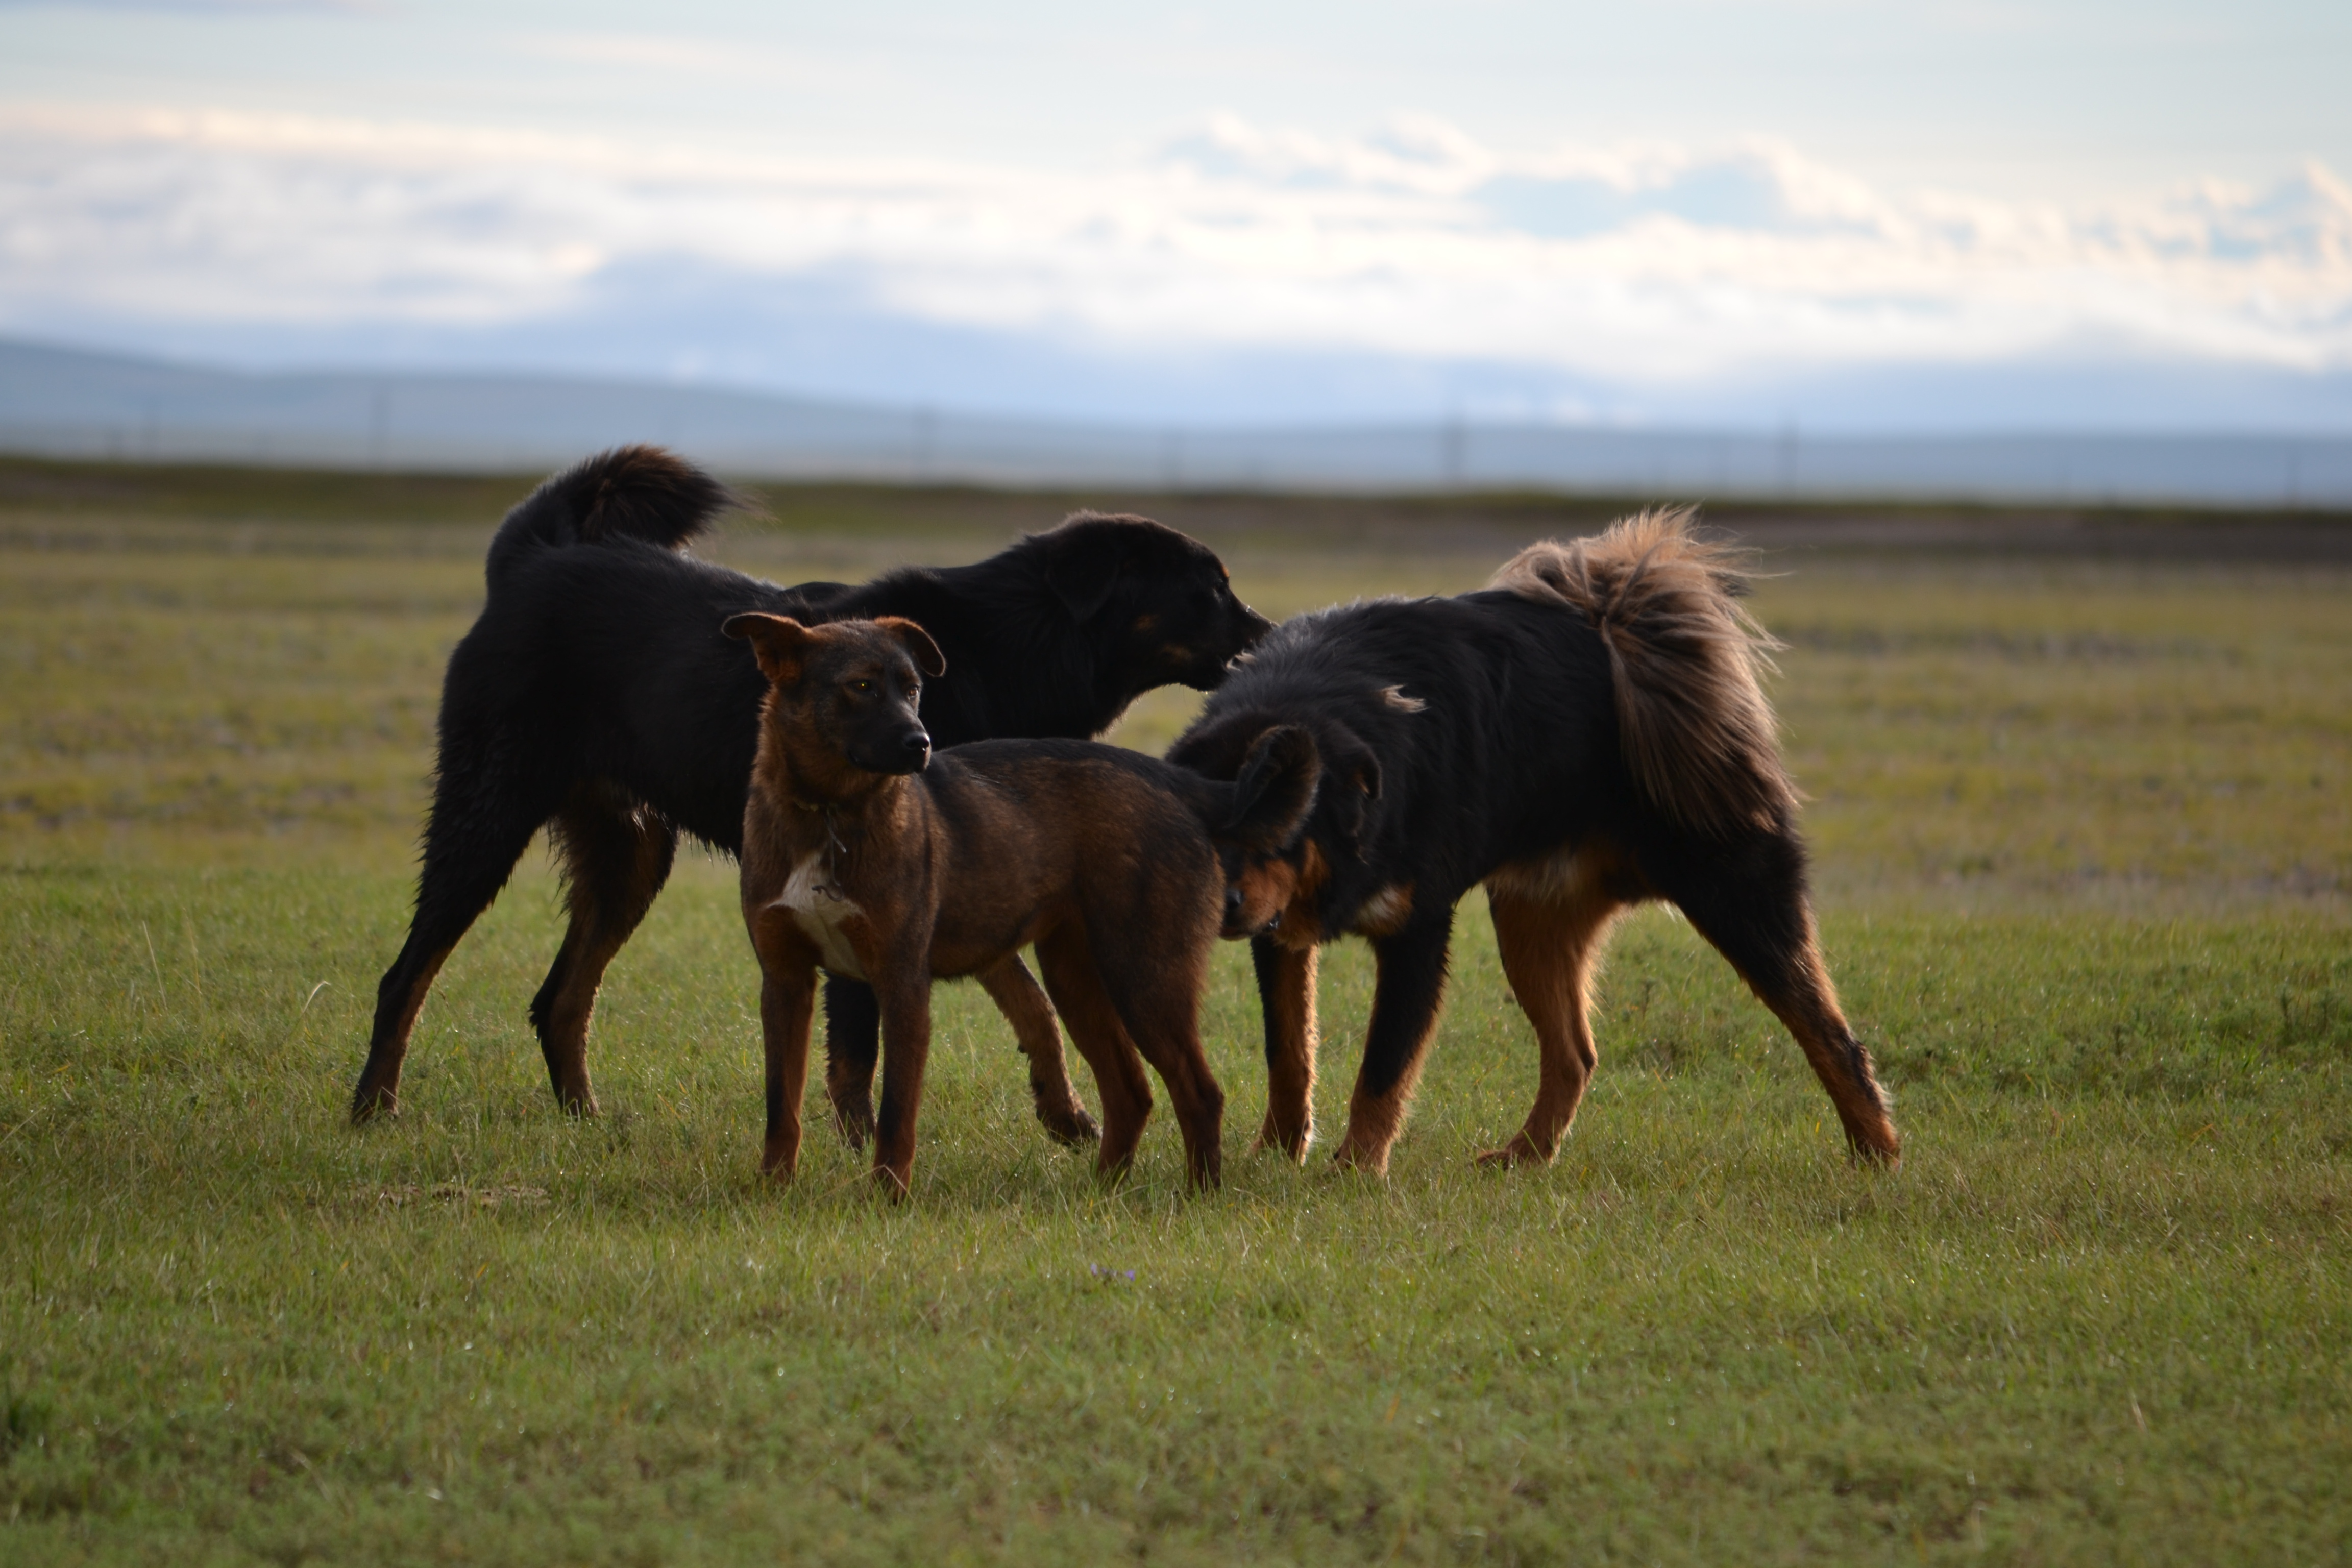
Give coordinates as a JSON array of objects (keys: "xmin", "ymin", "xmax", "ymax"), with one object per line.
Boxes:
[
  {"xmin": 1, "ymin": 102, "xmax": 2347, "ymax": 424},
  {"xmin": 0, "ymin": 1, "xmax": 370, "ymax": 12}
]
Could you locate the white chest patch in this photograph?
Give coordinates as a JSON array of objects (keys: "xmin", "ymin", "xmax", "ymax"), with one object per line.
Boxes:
[{"xmin": 772, "ymin": 851, "xmax": 868, "ymax": 981}]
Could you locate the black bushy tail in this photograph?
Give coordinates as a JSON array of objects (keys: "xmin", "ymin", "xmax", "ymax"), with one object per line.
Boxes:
[
  {"xmin": 1487, "ymin": 509, "xmax": 1796, "ymax": 840},
  {"xmin": 483, "ymin": 445, "xmax": 741, "ymax": 586}
]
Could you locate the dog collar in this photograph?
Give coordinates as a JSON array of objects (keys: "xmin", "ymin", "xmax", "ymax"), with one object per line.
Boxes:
[{"xmin": 788, "ymin": 798, "xmax": 853, "ymax": 901}]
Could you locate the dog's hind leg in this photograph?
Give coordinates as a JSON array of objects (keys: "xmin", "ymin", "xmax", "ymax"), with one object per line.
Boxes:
[
  {"xmin": 1094, "ymin": 945, "xmax": 1226, "ymax": 1190},
  {"xmin": 1035, "ymin": 926, "xmax": 1156, "ymax": 1180},
  {"xmin": 352, "ymin": 755, "xmax": 549, "ymax": 1122},
  {"xmin": 1249, "ymin": 937, "xmax": 1319, "ymax": 1162},
  {"xmin": 530, "ymin": 783, "xmax": 678, "ymax": 1115},
  {"xmin": 976, "ymin": 956, "xmax": 1099, "ymax": 1147},
  {"xmin": 1657, "ymin": 836, "xmax": 1902, "ymax": 1165},
  {"xmin": 1331, "ymin": 913, "xmax": 1456, "ymax": 1176},
  {"xmin": 1477, "ymin": 884, "xmax": 1622, "ymax": 1168}
]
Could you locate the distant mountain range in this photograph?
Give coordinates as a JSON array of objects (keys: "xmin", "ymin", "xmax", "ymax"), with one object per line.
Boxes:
[{"xmin": 3, "ymin": 336, "xmax": 2347, "ymax": 506}]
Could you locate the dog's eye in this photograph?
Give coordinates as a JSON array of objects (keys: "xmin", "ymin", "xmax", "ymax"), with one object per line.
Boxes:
[{"xmin": 850, "ymin": 680, "xmax": 874, "ymax": 695}]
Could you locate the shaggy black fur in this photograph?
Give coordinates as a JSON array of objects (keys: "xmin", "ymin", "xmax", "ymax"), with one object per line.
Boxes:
[
  {"xmin": 352, "ymin": 444, "xmax": 1270, "ymax": 1123},
  {"xmin": 1169, "ymin": 586, "xmax": 1899, "ymax": 1172},
  {"xmin": 1178, "ymin": 594, "xmax": 1619, "ymax": 937}
]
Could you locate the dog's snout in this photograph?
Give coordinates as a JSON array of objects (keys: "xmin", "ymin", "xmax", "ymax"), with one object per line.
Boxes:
[
  {"xmin": 902, "ymin": 730, "xmax": 932, "ymax": 764},
  {"xmin": 1224, "ymin": 886, "xmax": 1243, "ymax": 917}
]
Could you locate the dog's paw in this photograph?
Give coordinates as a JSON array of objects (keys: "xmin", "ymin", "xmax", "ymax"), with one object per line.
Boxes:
[
  {"xmin": 830, "ymin": 1099, "xmax": 875, "ymax": 1150},
  {"xmin": 1328, "ymin": 1140, "xmax": 1391, "ymax": 1178},
  {"xmin": 1037, "ymin": 1102, "xmax": 1101, "ymax": 1148},
  {"xmin": 1250, "ymin": 1114, "xmax": 1312, "ymax": 1164},
  {"xmin": 1474, "ymin": 1136, "xmax": 1549, "ymax": 1170}
]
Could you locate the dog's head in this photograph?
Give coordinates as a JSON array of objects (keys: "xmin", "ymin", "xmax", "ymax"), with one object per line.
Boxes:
[
  {"xmin": 1206, "ymin": 725, "xmax": 1324, "ymax": 939},
  {"xmin": 1036, "ymin": 513, "xmax": 1272, "ymax": 695},
  {"xmin": 723, "ymin": 613, "xmax": 947, "ymax": 779},
  {"xmin": 1172, "ymin": 709, "xmax": 1383, "ymax": 941}
]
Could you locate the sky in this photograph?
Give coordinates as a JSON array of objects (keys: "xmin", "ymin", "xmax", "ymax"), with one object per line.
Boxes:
[{"xmin": 3, "ymin": 0, "xmax": 2349, "ymax": 431}]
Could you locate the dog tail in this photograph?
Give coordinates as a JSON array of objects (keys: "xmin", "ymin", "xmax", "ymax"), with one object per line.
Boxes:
[
  {"xmin": 1488, "ymin": 508, "xmax": 1796, "ymax": 839},
  {"xmin": 484, "ymin": 445, "xmax": 741, "ymax": 584}
]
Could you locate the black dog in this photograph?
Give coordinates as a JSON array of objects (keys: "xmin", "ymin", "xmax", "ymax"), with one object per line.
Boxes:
[
  {"xmin": 352, "ymin": 445, "xmax": 1271, "ymax": 1131},
  {"xmin": 1171, "ymin": 508, "xmax": 1900, "ymax": 1174}
]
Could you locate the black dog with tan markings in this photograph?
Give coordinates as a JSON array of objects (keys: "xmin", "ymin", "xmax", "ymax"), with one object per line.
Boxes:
[
  {"xmin": 730, "ymin": 612, "xmax": 1319, "ymax": 1195},
  {"xmin": 351, "ymin": 445, "xmax": 1270, "ymax": 1144},
  {"xmin": 1172, "ymin": 508, "xmax": 1900, "ymax": 1175}
]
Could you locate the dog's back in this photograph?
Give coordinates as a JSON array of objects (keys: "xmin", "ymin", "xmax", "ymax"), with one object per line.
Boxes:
[
  {"xmin": 911, "ymin": 741, "xmax": 1253, "ymax": 975},
  {"xmin": 449, "ymin": 449, "xmax": 820, "ymax": 847},
  {"xmin": 1177, "ymin": 590, "xmax": 1627, "ymax": 930}
]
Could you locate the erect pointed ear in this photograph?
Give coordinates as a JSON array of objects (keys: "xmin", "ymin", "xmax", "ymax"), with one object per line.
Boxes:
[
  {"xmin": 721, "ymin": 612, "xmax": 819, "ymax": 685},
  {"xmin": 1226, "ymin": 725, "xmax": 1322, "ymax": 852},
  {"xmin": 873, "ymin": 616, "xmax": 946, "ymax": 678},
  {"xmin": 1041, "ymin": 518, "xmax": 1135, "ymax": 622}
]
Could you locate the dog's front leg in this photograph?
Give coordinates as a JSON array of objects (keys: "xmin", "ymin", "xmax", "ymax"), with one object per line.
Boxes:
[
  {"xmin": 1332, "ymin": 912, "xmax": 1456, "ymax": 1177},
  {"xmin": 749, "ymin": 911, "xmax": 819, "ymax": 1180},
  {"xmin": 1249, "ymin": 937, "xmax": 1319, "ymax": 1161},
  {"xmin": 870, "ymin": 957, "xmax": 935, "ymax": 1199},
  {"xmin": 820, "ymin": 976, "xmax": 882, "ymax": 1148}
]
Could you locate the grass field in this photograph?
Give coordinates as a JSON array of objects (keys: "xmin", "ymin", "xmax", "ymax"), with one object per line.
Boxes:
[{"xmin": 2, "ymin": 459, "xmax": 2347, "ymax": 1563}]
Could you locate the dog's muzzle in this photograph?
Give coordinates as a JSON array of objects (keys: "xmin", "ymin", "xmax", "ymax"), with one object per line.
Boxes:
[{"xmin": 1221, "ymin": 885, "xmax": 1281, "ymax": 938}]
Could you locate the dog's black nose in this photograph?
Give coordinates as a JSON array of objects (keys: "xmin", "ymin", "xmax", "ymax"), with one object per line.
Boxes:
[
  {"xmin": 902, "ymin": 730, "xmax": 932, "ymax": 762},
  {"xmin": 1224, "ymin": 886, "xmax": 1243, "ymax": 918}
]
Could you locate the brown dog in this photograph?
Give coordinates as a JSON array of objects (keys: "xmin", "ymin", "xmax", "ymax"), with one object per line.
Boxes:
[{"xmin": 727, "ymin": 612, "xmax": 1319, "ymax": 1195}]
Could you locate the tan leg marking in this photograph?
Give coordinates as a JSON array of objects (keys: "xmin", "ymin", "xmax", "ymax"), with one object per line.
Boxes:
[
  {"xmin": 1477, "ymin": 887, "xmax": 1622, "ymax": 1167},
  {"xmin": 351, "ymin": 943, "xmax": 453, "ymax": 1119},
  {"xmin": 1253, "ymin": 943, "xmax": 1319, "ymax": 1161},
  {"xmin": 534, "ymin": 918, "xmax": 620, "ymax": 1116},
  {"xmin": 538, "ymin": 797, "xmax": 676, "ymax": 1116},
  {"xmin": 1758, "ymin": 925, "xmax": 1902, "ymax": 1166}
]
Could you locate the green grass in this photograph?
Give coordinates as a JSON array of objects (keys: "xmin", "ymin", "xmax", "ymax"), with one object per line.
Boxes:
[{"xmin": 2, "ymin": 466, "xmax": 2348, "ymax": 1563}]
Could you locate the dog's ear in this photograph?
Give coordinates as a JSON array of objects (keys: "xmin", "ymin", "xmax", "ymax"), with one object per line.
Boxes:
[
  {"xmin": 1167, "ymin": 707, "xmax": 1273, "ymax": 780},
  {"xmin": 1319, "ymin": 723, "xmax": 1382, "ymax": 844},
  {"xmin": 722, "ymin": 612, "xmax": 819, "ymax": 685},
  {"xmin": 873, "ymin": 616, "xmax": 947, "ymax": 678},
  {"xmin": 1226, "ymin": 725, "xmax": 1321, "ymax": 852},
  {"xmin": 1041, "ymin": 521, "xmax": 1132, "ymax": 622}
]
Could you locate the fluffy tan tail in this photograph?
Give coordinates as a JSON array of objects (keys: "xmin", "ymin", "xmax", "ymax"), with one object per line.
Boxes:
[{"xmin": 1487, "ymin": 508, "xmax": 1795, "ymax": 839}]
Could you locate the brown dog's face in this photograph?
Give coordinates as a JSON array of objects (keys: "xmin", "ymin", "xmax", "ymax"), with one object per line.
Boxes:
[{"xmin": 723, "ymin": 614, "xmax": 947, "ymax": 777}]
